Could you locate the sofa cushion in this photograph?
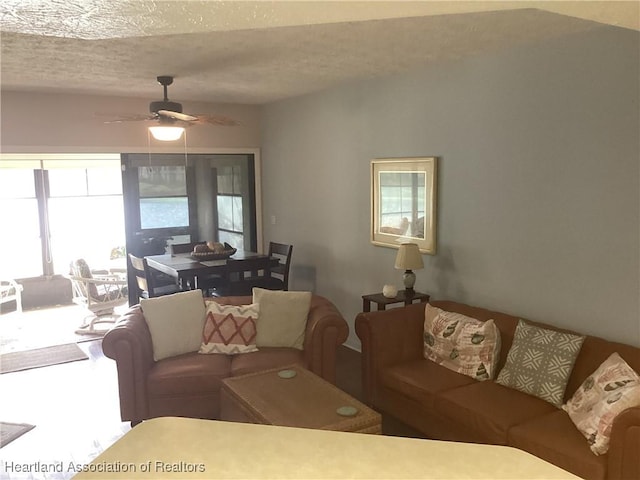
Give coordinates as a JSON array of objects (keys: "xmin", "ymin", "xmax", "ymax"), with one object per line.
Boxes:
[
  {"xmin": 508, "ymin": 410, "xmax": 607, "ymax": 480},
  {"xmin": 199, "ymin": 302, "xmax": 259, "ymax": 355},
  {"xmin": 380, "ymin": 359, "xmax": 477, "ymax": 409},
  {"xmin": 424, "ymin": 304, "xmax": 501, "ymax": 380},
  {"xmin": 141, "ymin": 289, "xmax": 206, "ymax": 361},
  {"xmin": 563, "ymin": 352, "xmax": 640, "ymax": 455},
  {"xmin": 230, "ymin": 348, "xmax": 305, "ymax": 378},
  {"xmin": 435, "ymin": 380, "xmax": 557, "ymax": 444},
  {"xmin": 147, "ymin": 352, "xmax": 231, "ymax": 397},
  {"xmin": 252, "ymin": 288, "xmax": 311, "ymax": 350},
  {"xmin": 496, "ymin": 319, "xmax": 585, "ymax": 407}
]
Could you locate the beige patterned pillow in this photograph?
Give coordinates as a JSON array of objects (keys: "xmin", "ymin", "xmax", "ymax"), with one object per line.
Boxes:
[
  {"xmin": 563, "ymin": 353, "xmax": 640, "ymax": 455},
  {"xmin": 423, "ymin": 304, "xmax": 501, "ymax": 381},
  {"xmin": 199, "ymin": 302, "xmax": 259, "ymax": 355},
  {"xmin": 496, "ymin": 320, "xmax": 585, "ymax": 407}
]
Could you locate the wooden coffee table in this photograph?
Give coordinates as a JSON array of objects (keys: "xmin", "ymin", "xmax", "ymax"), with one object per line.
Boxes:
[{"xmin": 220, "ymin": 365, "xmax": 381, "ymax": 434}]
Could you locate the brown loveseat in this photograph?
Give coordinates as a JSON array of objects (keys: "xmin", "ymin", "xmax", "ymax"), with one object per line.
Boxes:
[
  {"xmin": 355, "ymin": 300, "xmax": 640, "ymax": 480},
  {"xmin": 103, "ymin": 295, "xmax": 348, "ymax": 426}
]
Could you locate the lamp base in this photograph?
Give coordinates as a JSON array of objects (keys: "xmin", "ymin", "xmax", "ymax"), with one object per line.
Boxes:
[{"xmin": 403, "ymin": 270, "xmax": 416, "ymax": 291}]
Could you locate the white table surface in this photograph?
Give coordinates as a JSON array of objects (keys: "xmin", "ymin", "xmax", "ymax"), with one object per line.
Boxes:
[{"xmin": 73, "ymin": 417, "xmax": 581, "ymax": 479}]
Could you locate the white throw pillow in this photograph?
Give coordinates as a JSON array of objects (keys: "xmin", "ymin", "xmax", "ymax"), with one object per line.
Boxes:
[
  {"xmin": 141, "ymin": 289, "xmax": 206, "ymax": 361},
  {"xmin": 252, "ymin": 288, "xmax": 311, "ymax": 350}
]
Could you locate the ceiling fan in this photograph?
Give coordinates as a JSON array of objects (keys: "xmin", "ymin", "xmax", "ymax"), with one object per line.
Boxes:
[{"xmin": 103, "ymin": 76, "xmax": 239, "ymax": 140}]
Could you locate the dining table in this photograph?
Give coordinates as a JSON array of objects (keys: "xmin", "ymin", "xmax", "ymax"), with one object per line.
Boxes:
[{"xmin": 145, "ymin": 250, "xmax": 279, "ymax": 292}]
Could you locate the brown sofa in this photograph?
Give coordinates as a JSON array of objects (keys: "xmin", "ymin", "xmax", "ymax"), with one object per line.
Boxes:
[
  {"xmin": 355, "ymin": 300, "xmax": 640, "ymax": 480},
  {"xmin": 103, "ymin": 294, "xmax": 348, "ymax": 425}
]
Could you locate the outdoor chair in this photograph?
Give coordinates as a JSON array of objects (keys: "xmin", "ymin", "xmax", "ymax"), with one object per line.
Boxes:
[
  {"xmin": 0, "ymin": 279, "xmax": 23, "ymax": 315},
  {"xmin": 67, "ymin": 258, "xmax": 128, "ymax": 335}
]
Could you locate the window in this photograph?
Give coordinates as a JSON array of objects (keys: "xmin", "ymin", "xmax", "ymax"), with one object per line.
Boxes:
[
  {"xmin": 0, "ymin": 170, "xmax": 42, "ymax": 278},
  {"xmin": 138, "ymin": 166, "xmax": 189, "ymax": 229},
  {"xmin": 48, "ymin": 167, "xmax": 124, "ymax": 274},
  {"xmin": 0, "ymin": 155, "xmax": 124, "ymax": 279},
  {"xmin": 217, "ymin": 165, "xmax": 245, "ymax": 249}
]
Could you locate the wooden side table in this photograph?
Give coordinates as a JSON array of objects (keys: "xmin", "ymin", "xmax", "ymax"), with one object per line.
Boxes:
[{"xmin": 362, "ymin": 290, "xmax": 430, "ymax": 312}]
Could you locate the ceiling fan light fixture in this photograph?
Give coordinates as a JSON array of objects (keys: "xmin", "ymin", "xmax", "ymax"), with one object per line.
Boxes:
[{"xmin": 149, "ymin": 125, "xmax": 185, "ymax": 141}]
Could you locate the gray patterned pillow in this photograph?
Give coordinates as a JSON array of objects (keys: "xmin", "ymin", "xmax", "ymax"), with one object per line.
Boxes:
[{"xmin": 496, "ymin": 320, "xmax": 585, "ymax": 407}]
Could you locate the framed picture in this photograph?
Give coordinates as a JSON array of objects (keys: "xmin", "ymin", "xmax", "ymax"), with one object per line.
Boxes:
[{"xmin": 371, "ymin": 157, "xmax": 437, "ymax": 254}]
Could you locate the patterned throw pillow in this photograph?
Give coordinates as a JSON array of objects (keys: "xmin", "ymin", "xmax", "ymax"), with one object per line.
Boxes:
[
  {"xmin": 496, "ymin": 320, "xmax": 585, "ymax": 407},
  {"xmin": 563, "ymin": 352, "xmax": 640, "ymax": 455},
  {"xmin": 199, "ymin": 302, "xmax": 259, "ymax": 355},
  {"xmin": 423, "ymin": 304, "xmax": 501, "ymax": 381}
]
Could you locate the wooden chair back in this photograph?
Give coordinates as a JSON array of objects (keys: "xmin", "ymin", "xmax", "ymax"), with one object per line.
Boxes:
[
  {"xmin": 169, "ymin": 242, "xmax": 206, "ymax": 255},
  {"xmin": 128, "ymin": 254, "xmax": 151, "ymax": 298},
  {"xmin": 268, "ymin": 242, "xmax": 293, "ymax": 290}
]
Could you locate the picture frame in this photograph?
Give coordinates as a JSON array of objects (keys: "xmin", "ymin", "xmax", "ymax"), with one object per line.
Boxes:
[{"xmin": 371, "ymin": 157, "xmax": 437, "ymax": 254}]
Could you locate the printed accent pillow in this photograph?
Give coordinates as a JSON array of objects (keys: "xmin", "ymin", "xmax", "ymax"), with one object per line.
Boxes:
[
  {"xmin": 496, "ymin": 320, "xmax": 585, "ymax": 407},
  {"xmin": 141, "ymin": 289, "xmax": 206, "ymax": 361},
  {"xmin": 423, "ymin": 304, "xmax": 501, "ymax": 381},
  {"xmin": 199, "ymin": 302, "xmax": 259, "ymax": 355},
  {"xmin": 562, "ymin": 352, "xmax": 640, "ymax": 455},
  {"xmin": 252, "ymin": 288, "xmax": 311, "ymax": 350}
]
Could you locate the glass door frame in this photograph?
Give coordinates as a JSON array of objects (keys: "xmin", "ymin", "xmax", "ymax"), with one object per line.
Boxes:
[{"xmin": 121, "ymin": 150, "xmax": 263, "ymax": 304}]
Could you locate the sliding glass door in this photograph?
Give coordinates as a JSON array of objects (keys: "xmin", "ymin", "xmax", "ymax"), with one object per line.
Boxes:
[
  {"xmin": 123, "ymin": 153, "xmax": 257, "ymax": 254},
  {"xmin": 0, "ymin": 152, "xmax": 260, "ymax": 308},
  {"xmin": 121, "ymin": 153, "xmax": 258, "ymax": 303},
  {"xmin": 0, "ymin": 156, "xmax": 124, "ymax": 280}
]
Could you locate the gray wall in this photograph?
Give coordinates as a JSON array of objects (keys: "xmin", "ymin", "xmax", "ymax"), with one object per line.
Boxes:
[{"xmin": 261, "ymin": 26, "xmax": 640, "ymax": 348}]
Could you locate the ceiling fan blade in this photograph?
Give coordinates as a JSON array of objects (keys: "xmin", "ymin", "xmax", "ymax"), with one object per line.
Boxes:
[
  {"xmin": 157, "ymin": 110, "xmax": 198, "ymax": 122},
  {"xmin": 96, "ymin": 113, "xmax": 155, "ymax": 124},
  {"xmin": 191, "ymin": 114, "xmax": 241, "ymax": 127}
]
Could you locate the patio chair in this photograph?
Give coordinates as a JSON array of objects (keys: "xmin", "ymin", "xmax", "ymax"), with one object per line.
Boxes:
[
  {"xmin": 67, "ymin": 258, "xmax": 128, "ymax": 335},
  {"xmin": 0, "ymin": 279, "xmax": 23, "ymax": 315}
]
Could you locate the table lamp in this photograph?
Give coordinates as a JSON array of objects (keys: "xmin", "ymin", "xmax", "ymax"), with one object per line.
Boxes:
[{"xmin": 394, "ymin": 243, "xmax": 424, "ymax": 292}]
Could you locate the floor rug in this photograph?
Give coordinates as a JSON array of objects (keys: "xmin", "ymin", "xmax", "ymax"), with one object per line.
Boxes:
[
  {"xmin": 0, "ymin": 422, "xmax": 35, "ymax": 448},
  {"xmin": 0, "ymin": 343, "xmax": 89, "ymax": 374}
]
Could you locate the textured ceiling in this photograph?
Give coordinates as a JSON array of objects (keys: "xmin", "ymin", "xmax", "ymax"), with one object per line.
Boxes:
[{"xmin": 0, "ymin": 1, "xmax": 637, "ymax": 105}]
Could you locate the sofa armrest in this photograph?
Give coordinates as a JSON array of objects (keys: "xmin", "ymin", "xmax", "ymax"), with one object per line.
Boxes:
[
  {"xmin": 102, "ymin": 305, "xmax": 155, "ymax": 422},
  {"xmin": 302, "ymin": 295, "xmax": 349, "ymax": 384},
  {"xmin": 607, "ymin": 406, "xmax": 640, "ymax": 480},
  {"xmin": 355, "ymin": 302, "xmax": 426, "ymax": 405}
]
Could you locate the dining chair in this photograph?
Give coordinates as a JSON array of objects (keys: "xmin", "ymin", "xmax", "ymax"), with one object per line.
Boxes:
[
  {"xmin": 169, "ymin": 242, "xmax": 206, "ymax": 255},
  {"xmin": 168, "ymin": 241, "xmax": 233, "ymax": 295},
  {"xmin": 128, "ymin": 254, "xmax": 179, "ymax": 300},
  {"xmin": 264, "ymin": 241, "xmax": 293, "ymax": 290},
  {"xmin": 227, "ymin": 242, "xmax": 293, "ymax": 295}
]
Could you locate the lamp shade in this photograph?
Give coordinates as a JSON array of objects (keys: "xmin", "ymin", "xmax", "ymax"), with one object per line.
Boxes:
[
  {"xmin": 149, "ymin": 125, "xmax": 185, "ymax": 141},
  {"xmin": 394, "ymin": 243, "xmax": 424, "ymax": 270}
]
